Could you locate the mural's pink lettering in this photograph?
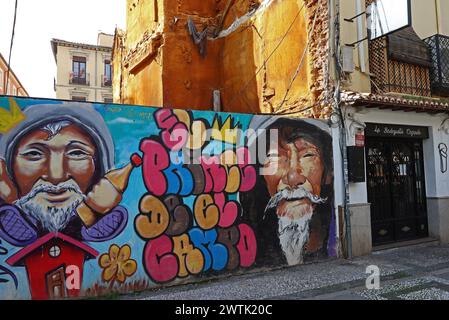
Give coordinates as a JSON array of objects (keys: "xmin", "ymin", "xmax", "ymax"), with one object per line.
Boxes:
[
  {"xmin": 215, "ymin": 193, "xmax": 239, "ymax": 228},
  {"xmin": 236, "ymin": 224, "xmax": 257, "ymax": 268},
  {"xmin": 143, "ymin": 235, "xmax": 178, "ymax": 283},
  {"xmin": 236, "ymin": 147, "xmax": 257, "ymax": 192},
  {"xmin": 199, "ymin": 156, "xmax": 227, "ymax": 194},
  {"xmin": 140, "ymin": 139, "xmax": 169, "ymax": 196},
  {"xmin": 154, "ymin": 109, "xmax": 188, "ymax": 151}
]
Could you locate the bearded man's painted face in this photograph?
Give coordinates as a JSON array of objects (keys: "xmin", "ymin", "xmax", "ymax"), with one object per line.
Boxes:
[
  {"xmin": 262, "ymin": 129, "xmax": 325, "ymax": 220},
  {"xmin": 11, "ymin": 123, "xmax": 97, "ymax": 231}
]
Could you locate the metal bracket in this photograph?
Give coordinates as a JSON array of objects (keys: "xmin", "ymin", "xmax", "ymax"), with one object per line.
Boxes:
[
  {"xmin": 345, "ymin": 36, "xmax": 368, "ymax": 47},
  {"xmin": 344, "ymin": 11, "xmax": 366, "ymax": 23}
]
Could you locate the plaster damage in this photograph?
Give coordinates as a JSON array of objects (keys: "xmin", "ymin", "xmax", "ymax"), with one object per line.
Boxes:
[{"xmin": 113, "ymin": 0, "xmax": 331, "ymax": 118}]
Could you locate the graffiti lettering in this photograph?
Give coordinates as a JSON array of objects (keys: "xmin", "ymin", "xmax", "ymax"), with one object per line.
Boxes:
[
  {"xmin": 140, "ymin": 139, "xmax": 170, "ymax": 196},
  {"xmin": 140, "ymin": 147, "xmax": 256, "ymax": 196},
  {"xmin": 217, "ymin": 226, "xmax": 240, "ymax": 270},
  {"xmin": 154, "ymin": 109, "xmax": 189, "ymax": 151},
  {"xmin": 164, "ymin": 195, "xmax": 192, "ymax": 236},
  {"xmin": 173, "ymin": 234, "xmax": 204, "ymax": 277},
  {"xmin": 135, "ymin": 194, "xmax": 170, "ymax": 239},
  {"xmin": 189, "ymin": 228, "xmax": 228, "ymax": 272},
  {"xmin": 137, "ymin": 112, "xmax": 259, "ymax": 284},
  {"xmin": 236, "ymin": 224, "xmax": 257, "ymax": 268},
  {"xmin": 194, "ymin": 194, "xmax": 220, "ymax": 230}
]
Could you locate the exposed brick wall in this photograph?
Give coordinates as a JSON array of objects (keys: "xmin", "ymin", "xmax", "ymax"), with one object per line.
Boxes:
[{"xmin": 114, "ymin": 0, "xmax": 332, "ymax": 118}]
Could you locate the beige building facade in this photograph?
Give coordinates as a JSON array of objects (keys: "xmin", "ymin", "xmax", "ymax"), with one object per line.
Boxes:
[
  {"xmin": 0, "ymin": 53, "xmax": 29, "ymax": 97},
  {"xmin": 333, "ymin": 0, "xmax": 449, "ymax": 257},
  {"xmin": 51, "ymin": 33, "xmax": 114, "ymax": 103}
]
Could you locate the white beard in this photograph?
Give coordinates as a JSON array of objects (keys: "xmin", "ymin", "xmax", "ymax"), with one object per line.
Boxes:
[
  {"xmin": 278, "ymin": 211, "xmax": 313, "ymax": 266},
  {"xmin": 17, "ymin": 197, "xmax": 82, "ymax": 232},
  {"xmin": 15, "ymin": 180, "xmax": 85, "ymax": 232}
]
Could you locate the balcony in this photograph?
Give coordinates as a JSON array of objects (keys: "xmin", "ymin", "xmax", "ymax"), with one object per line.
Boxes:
[
  {"xmin": 102, "ymin": 74, "xmax": 112, "ymax": 87},
  {"xmin": 69, "ymin": 72, "xmax": 90, "ymax": 86},
  {"xmin": 425, "ymin": 34, "xmax": 449, "ymax": 97},
  {"xmin": 368, "ymin": 27, "xmax": 432, "ymax": 97}
]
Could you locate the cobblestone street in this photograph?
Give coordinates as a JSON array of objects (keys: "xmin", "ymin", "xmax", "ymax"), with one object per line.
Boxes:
[{"xmin": 123, "ymin": 241, "xmax": 449, "ymax": 300}]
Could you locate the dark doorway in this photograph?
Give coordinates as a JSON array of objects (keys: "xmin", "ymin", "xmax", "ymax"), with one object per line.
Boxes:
[
  {"xmin": 47, "ymin": 267, "xmax": 66, "ymax": 299},
  {"xmin": 366, "ymin": 138, "xmax": 428, "ymax": 246}
]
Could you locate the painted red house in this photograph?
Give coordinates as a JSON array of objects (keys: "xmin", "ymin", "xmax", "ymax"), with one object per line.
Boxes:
[{"xmin": 6, "ymin": 233, "xmax": 98, "ymax": 300}]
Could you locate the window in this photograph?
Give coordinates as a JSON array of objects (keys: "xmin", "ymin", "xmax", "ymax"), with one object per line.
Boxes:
[
  {"xmin": 12, "ymin": 86, "xmax": 17, "ymax": 96},
  {"xmin": 71, "ymin": 56, "xmax": 87, "ymax": 85},
  {"xmin": 72, "ymin": 96, "xmax": 87, "ymax": 102},
  {"xmin": 104, "ymin": 60, "xmax": 112, "ymax": 86},
  {"xmin": 104, "ymin": 98, "xmax": 113, "ymax": 103},
  {"xmin": 49, "ymin": 245, "xmax": 61, "ymax": 258}
]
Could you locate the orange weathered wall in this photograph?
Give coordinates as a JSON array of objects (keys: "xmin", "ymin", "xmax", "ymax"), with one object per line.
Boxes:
[
  {"xmin": 114, "ymin": 0, "xmax": 330, "ymax": 118},
  {"xmin": 220, "ymin": 0, "xmax": 312, "ymax": 114},
  {"xmin": 160, "ymin": 0, "xmax": 222, "ymax": 110}
]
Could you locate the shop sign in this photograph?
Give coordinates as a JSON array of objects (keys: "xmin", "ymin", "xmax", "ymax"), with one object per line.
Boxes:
[{"xmin": 365, "ymin": 123, "xmax": 429, "ymax": 139}]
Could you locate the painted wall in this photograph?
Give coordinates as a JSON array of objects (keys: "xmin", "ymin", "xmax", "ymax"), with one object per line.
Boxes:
[
  {"xmin": 344, "ymin": 107, "xmax": 449, "ymax": 204},
  {"xmin": 0, "ymin": 96, "xmax": 337, "ymax": 299}
]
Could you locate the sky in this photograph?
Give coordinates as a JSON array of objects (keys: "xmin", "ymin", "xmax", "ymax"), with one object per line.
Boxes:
[{"xmin": 0, "ymin": 0, "xmax": 126, "ymax": 98}]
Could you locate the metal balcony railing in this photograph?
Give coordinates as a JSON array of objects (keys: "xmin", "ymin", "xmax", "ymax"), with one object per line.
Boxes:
[
  {"xmin": 69, "ymin": 72, "xmax": 90, "ymax": 86},
  {"xmin": 425, "ymin": 34, "xmax": 449, "ymax": 97},
  {"xmin": 102, "ymin": 74, "xmax": 112, "ymax": 87}
]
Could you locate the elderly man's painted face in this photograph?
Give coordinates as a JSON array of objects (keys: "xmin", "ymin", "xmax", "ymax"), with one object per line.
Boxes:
[
  {"xmin": 13, "ymin": 124, "xmax": 97, "ymax": 208},
  {"xmin": 263, "ymin": 133, "xmax": 325, "ymax": 220}
]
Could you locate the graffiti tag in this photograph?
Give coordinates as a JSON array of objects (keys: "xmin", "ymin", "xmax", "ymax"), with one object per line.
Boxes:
[{"xmin": 135, "ymin": 110, "xmax": 258, "ymax": 283}]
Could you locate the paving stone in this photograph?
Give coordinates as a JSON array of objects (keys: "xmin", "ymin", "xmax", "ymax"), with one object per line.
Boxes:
[{"xmin": 121, "ymin": 243, "xmax": 449, "ymax": 300}]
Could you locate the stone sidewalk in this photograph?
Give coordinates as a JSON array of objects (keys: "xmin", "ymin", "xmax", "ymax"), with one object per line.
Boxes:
[{"xmin": 123, "ymin": 241, "xmax": 449, "ymax": 300}]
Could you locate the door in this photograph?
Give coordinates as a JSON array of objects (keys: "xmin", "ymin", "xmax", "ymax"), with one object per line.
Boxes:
[
  {"xmin": 366, "ymin": 138, "xmax": 428, "ymax": 246},
  {"xmin": 47, "ymin": 267, "xmax": 66, "ymax": 299}
]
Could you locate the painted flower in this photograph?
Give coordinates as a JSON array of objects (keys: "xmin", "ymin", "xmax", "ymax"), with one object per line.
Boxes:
[{"xmin": 99, "ymin": 244, "xmax": 137, "ymax": 284}]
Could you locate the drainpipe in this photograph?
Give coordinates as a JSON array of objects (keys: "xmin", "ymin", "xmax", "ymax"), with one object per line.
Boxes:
[
  {"xmin": 333, "ymin": 0, "xmax": 353, "ymax": 260},
  {"xmin": 435, "ymin": 0, "xmax": 440, "ymax": 35}
]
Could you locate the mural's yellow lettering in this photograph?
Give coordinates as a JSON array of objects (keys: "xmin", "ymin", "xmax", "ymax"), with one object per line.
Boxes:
[
  {"xmin": 135, "ymin": 195, "xmax": 170, "ymax": 239},
  {"xmin": 194, "ymin": 194, "xmax": 219, "ymax": 230},
  {"xmin": 173, "ymin": 234, "xmax": 204, "ymax": 277}
]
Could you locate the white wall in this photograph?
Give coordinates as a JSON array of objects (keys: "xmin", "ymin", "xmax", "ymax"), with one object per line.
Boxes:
[{"xmin": 344, "ymin": 107, "xmax": 449, "ymax": 203}]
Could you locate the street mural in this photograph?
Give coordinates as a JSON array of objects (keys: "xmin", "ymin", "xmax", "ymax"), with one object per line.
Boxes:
[{"xmin": 0, "ymin": 97, "xmax": 336, "ymax": 299}]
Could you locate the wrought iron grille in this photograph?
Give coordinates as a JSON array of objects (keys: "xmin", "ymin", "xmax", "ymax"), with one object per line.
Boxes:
[
  {"xmin": 424, "ymin": 34, "xmax": 449, "ymax": 97},
  {"xmin": 365, "ymin": 0, "xmax": 431, "ymax": 97},
  {"xmin": 366, "ymin": 138, "xmax": 428, "ymax": 245}
]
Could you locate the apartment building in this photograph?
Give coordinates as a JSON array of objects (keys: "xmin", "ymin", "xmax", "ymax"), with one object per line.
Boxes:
[
  {"xmin": 0, "ymin": 52, "xmax": 29, "ymax": 97},
  {"xmin": 51, "ymin": 33, "xmax": 114, "ymax": 103},
  {"xmin": 335, "ymin": 0, "xmax": 449, "ymax": 255}
]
